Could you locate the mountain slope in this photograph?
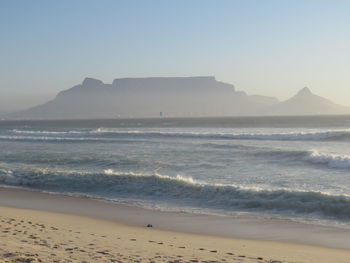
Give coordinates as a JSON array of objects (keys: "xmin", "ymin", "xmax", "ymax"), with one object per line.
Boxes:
[{"xmin": 267, "ymin": 87, "xmax": 350, "ymax": 115}]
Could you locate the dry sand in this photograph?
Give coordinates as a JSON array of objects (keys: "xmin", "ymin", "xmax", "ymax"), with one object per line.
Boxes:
[{"xmin": 1, "ymin": 205, "xmax": 350, "ymax": 263}]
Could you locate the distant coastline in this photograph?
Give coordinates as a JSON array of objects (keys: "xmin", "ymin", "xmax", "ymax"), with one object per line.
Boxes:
[{"xmin": 2, "ymin": 114, "xmax": 350, "ymax": 125}]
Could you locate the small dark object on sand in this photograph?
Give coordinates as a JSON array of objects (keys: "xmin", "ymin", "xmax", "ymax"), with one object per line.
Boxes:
[{"xmin": 147, "ymin": 224, "xmax": 153, "ymax": 228}]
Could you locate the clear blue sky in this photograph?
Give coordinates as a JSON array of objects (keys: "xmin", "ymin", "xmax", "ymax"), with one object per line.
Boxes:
[{"xmin": 1, "ymin": 0, "xmax": 350, "ymax": 111}]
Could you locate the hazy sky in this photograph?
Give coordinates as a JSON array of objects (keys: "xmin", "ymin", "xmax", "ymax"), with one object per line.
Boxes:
[{"xmin": 1, "ymin": 0, "xmax": 350, "ymax": 111}]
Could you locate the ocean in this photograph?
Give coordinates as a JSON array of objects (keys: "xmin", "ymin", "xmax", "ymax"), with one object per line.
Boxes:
[{"xmin": 1, "ymin": 116, "xmax": 350, "ymax": 228}]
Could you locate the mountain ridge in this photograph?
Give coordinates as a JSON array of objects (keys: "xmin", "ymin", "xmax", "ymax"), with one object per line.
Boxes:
[{"xmin": 5, "ymin": 77, "xmax": 350, "ymax": 119}]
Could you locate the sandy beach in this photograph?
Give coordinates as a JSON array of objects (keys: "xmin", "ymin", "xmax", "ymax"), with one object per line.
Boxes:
[{"xmin": 0, "ymin": 188, "xmax": 349, "ymax": 263}]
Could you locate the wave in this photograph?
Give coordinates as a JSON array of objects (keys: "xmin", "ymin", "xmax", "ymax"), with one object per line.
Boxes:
[
  {"xmin": 11, "ymin": 129, "xmax": 85, "ymax": 135},
  {"xmin": 4, "ymin": 130, "xmax": 350, "ymax": 171},
  {"xmin": 199, "ymin": 142, "xmax": 256, "ymax": 150},
  {"xmin": 92, "ymin": 128, "xmax": 350, "ymax": 141},
  {"xmin": 1, "ymin": 167, "xmax": 350, "ymax": 220},
  {"xmin": 303, "ymin": 150, "xmax": 350, "ymax": 168},
  {"xmin": 0, "ymin": 153, "xmax": 140, "ymax": 167},
  {"xmin": 251, "ymin": 148, "xmax": 350, "ymax": 169},
  {"xmin": 4, "ymin": 128, "xmax": 350, "ymax": 142},
  {"xmin": 0, "ymin": 135, "xmax": 106, "ymax": 142}
]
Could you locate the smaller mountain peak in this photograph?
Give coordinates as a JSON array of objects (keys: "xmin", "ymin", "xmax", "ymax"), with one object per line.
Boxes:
[
  {"xmin": 82, "ymin": 77, "xmax": 103, "ymax": 88},
  {"xmin": 295, "ymin": 87, "xmax": 313, "ymax": 97}
]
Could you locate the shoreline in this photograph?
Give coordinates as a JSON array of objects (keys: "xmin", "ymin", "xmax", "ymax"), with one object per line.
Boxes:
[
  {"xmin": 1, "ymin": 187, "xmax": 350, "ymax": 262},
  {"xmin": 1, "ymin": 187, "xmax": 350, "ymax": 251},
  {"xmin": 2, "ymin": 207, "xmax": 350, "ymax": 263}
]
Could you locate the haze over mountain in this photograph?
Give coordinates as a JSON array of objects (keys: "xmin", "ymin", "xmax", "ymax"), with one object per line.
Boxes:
[
  {"xmin": 267, "ymin": 87, "xmax": 350, "ymax": 116},
  {"xmin": 6, "ymin": 77, "xmax": 350, "ymax": 119}
]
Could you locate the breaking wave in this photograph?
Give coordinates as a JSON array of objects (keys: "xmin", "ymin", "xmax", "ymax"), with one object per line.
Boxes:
[
  {"xmin": 303, "ymin": 150, "xmax": 350, "ymax": 168},
  {"xmin": 93, "ymin": 128, "xmax": 350, "ymax": 141},
  {"xmin": 1, "ymin": 167, "xmax": 350, "ymax": 220},
  {"xmin": 2, "ymin": 128, "xmax": 350, "ymax": 142}
]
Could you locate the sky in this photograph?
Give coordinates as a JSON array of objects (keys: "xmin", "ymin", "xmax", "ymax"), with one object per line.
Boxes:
[{"xmin": 1, "ymin": 0, "xmax": 350, "ymax": 112}]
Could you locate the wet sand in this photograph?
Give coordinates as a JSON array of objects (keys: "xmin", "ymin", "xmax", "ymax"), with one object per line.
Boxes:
[{"xmin": 1, "ymin": 188, "xmax": 350, "ymax": 262}]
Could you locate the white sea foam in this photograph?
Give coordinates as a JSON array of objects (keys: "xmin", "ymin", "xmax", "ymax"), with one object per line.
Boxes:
[
  {"xmin": 103, "ymin": 169, "xmax": 199, "ymax": 184},
  {"xmin": 12, "ymin": 129, "xmax": 84, "ymax": 135},
  {"xmin": 92, "ymin": 128, "xmax": 350, "ymax": 141},
  {"xmin": 304, "ymin": 150, "xmax": 350, "ymax": 168},
  {"xmin": 5, "ymin": 128, "xmax": 350, "ymax": 142},
  {"xmin": 0, "ymin": 135, "xmax": 108, "ymax": 142}
]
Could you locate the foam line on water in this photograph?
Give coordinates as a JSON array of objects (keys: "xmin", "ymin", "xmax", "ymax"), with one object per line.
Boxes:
[
  {"xmin": 4, "ymin": 128, "xmax": 350, "ymax": 142},
  {"xmin": 92, "ymin": 128, "xmax": 350, "ymax": 141},
  {"xmin": 11, "ymin": 129, "xmax": 85, "ymax": 135}
]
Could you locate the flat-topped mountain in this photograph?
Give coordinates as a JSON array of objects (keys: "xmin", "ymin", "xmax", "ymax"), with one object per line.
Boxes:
[
  {"xmin": 9, "ymin": 77, "xmax": 276, "ymax": 119},
  {"xmin": 6, "ymin": 77, "xmax": 350, "ymax": 119}
]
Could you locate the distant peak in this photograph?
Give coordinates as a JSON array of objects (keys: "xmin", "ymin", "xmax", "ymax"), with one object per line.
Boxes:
[
  {"xmin": 82, "ymin": 77, "xmax": 103, "ymax": 87},
  {"xmin": 297, "ymin": 87, "xmax": 312, "ymax": 96}
]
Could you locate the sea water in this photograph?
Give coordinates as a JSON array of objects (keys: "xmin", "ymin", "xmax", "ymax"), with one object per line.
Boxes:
[{"xmin": 1, "ymin": 116, "xmax": 350, "ymax": 228}]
